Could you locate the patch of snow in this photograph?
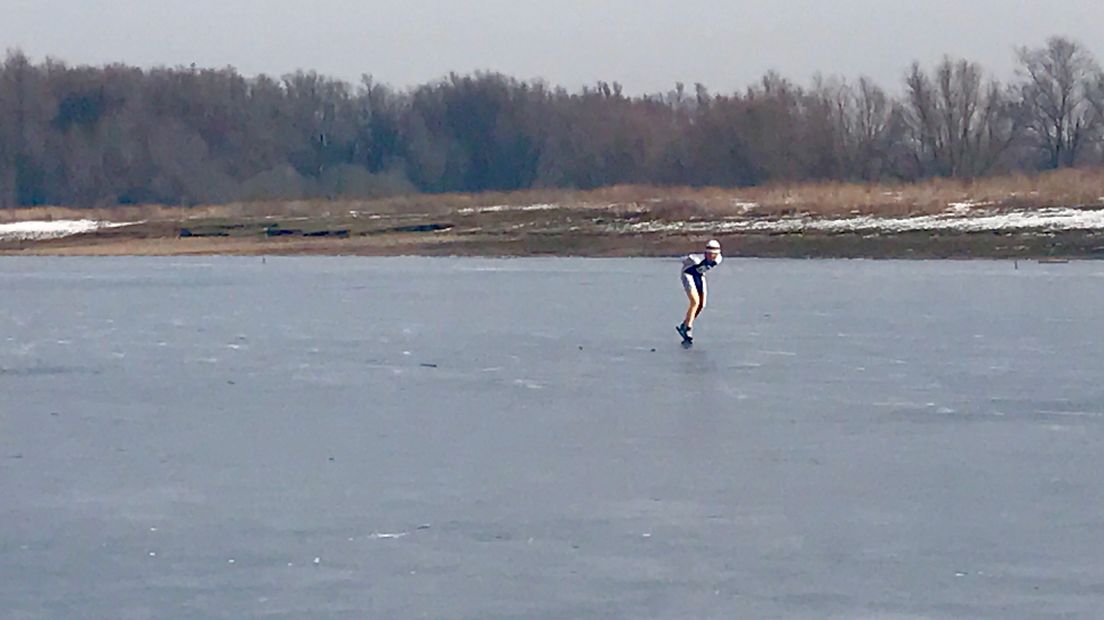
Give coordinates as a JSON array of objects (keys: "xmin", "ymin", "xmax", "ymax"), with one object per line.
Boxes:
[
  {"xmin": 457, "ymin": 203, "xmax": 560, "ymax": 215},
  {"xmin": 0, "ymin": 219, "xmax": 135, "ymax": 241},
  {"xmin": 947, "ymin": 200, "xmax": 991, "ymax": 213},
  {"xmin": 626, "ymin": 207, "xmax": 1104, "ymax": 234}
]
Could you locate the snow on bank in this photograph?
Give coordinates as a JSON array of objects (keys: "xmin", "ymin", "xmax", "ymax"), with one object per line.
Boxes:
[
  {"xmin": 457, "ymin": 203, "xmax": 560, "ymax": 215},
  {"xmin": 0, "ymin": 220, "xmax": 133, "ymax": 241},
  {"xmin": 625, "ymin": 207, "xmax": 1104, "ymax": 235}
]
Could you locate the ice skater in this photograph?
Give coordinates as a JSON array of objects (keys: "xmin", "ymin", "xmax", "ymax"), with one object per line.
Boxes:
[{"xmin": 676, "ymin": 239, "xmax": 722, "ymax": 344}]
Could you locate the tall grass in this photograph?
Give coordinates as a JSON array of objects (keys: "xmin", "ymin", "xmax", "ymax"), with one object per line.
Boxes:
[{"xmin": 2, "ymin": 168, "xmax": 1102, "ymax": 225}]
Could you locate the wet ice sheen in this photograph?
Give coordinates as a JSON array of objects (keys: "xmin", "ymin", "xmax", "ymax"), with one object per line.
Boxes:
[{"xmin": 1, "ymin": 256, "xmax": 1103, "ymax": 619}]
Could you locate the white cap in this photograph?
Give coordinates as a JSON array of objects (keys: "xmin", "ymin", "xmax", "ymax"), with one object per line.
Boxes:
[{"xmin": 705, "ymin": 239, "xmax": 721, "ymax": 251}]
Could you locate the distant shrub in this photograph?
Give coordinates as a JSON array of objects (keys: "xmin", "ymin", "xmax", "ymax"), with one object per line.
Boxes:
[
  {"xmin": 238, "ymin": 165, "xmax": 312, "ymax": 201},
  {"xmin": 317, "ymin": 165, "xmax": 417, "ymax": 199}
]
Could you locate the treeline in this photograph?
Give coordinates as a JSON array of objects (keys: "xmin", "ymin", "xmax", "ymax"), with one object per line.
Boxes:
[{"xmin": 2, "ymin": 36, "xmax": 1104, "ymax": 208}]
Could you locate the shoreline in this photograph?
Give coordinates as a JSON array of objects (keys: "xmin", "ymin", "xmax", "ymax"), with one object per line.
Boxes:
[
  {"xmin": 2, "ymin": 228, "xmax": 1101, "ymax": 260},
  {"xmin": 2, "ymin": 199, "xmax": 1103, "ymax": 259}
]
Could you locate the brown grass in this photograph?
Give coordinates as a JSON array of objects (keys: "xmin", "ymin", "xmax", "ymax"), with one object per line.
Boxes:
[{"xmin": 2, "ymin": 168, "xmax": 1102, "ymax": 225}]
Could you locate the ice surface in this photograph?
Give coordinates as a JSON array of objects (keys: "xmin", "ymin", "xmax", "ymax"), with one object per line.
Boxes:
[{"xmin": 1, "ymin": 257, "xmax": 1103, "ymax": 619}]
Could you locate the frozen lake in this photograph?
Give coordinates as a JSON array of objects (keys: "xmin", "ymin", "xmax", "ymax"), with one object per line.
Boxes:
[{"xmin": 2, "ymin": 257, "xmax": 1103, "ymax": 619}]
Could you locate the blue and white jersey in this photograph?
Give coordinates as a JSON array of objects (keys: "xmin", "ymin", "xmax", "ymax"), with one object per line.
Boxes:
[{"xmin": 681, "ymin": 253, "xmax": 722, "ymax": 276}]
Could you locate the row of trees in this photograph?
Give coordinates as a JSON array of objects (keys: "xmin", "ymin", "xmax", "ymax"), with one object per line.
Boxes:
[{"xmin": 2, "ymin": 36, "xmax": 1103, "ymax": 208}]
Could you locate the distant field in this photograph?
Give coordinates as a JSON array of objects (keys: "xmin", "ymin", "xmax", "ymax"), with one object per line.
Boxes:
[{"xmin": 2, "ymin": 169, "xmax": 1104, "ymax": 258}]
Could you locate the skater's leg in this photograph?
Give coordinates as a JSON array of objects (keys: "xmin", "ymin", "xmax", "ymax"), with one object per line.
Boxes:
[
  {"xmin": 680, "ymin": 273, "xmax": 700, "ymax": 330},
  {"xmin": 683, "ymin": 289, "xmax": 700, "ymax": 330},
  {"xmin": 694, "ymin": 277, "xmax": 707, "ymax": 318}
]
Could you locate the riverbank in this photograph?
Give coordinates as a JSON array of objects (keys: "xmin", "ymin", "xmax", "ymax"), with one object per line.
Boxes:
[{"xmin": 3, "ymin": 171, "xmax": 1103, "ymax": 258}]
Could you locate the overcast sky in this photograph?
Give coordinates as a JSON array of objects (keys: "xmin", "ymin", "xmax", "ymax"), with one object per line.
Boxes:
[{"xmin": 4, "ymin": 0, "xmax": 1103, "ymax": 93}]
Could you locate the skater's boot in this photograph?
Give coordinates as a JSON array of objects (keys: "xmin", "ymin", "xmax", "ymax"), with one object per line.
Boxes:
[{"xmin": 676, "ymin": 323, "xmax": 693, "ymax": 342}]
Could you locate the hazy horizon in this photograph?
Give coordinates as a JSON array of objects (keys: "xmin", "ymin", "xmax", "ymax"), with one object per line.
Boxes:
[{"xmin": 4, "ymin": 0, "xmax": 1104, "ymax": 94}]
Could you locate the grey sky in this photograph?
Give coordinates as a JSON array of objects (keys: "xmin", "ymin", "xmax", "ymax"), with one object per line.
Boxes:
[{"xmin": 4, "ymin": 0, "xmax": 1103, "ymax": 93}]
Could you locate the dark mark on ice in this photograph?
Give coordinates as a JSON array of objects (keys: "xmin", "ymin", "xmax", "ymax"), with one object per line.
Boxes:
[
  {"xmin": 419, "ymin": 363, "xmax": 438, "ymax": 368},
  {"xmin": 0, "ymin": 366, "xmax": 99, "ymax": 377}
]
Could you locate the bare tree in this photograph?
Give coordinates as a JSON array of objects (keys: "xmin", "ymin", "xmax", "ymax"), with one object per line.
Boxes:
[
  {"xmin": 0, "ymin": 50, "xmax": 53, "ymax": 207},
  {"xmin": 811, "ymin": 75, "xmax": 897, "ymax": 180},
  {"xmin": 1080, "ymin": 70, "xmax": 1104, "ymax": 165},
  {"xmin": 0, "ymin": 53, "xmax": 20, "ymax": 208},
  {"xmin": 902, "ymin": 57, "xmax": 1018, "ymax": 178},
  {"xmin": 1016, "ymin": 36, "xmax": 1102, "ymax": 168},
  {"xmin": 352, "ymin": 76, "xmax": 403, "ymax": 173}
]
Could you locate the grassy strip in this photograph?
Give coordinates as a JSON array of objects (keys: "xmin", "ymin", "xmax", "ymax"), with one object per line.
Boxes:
[{"xmin": 2, "ymin": 168, "xmax": 1104, "ymax": 225}]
